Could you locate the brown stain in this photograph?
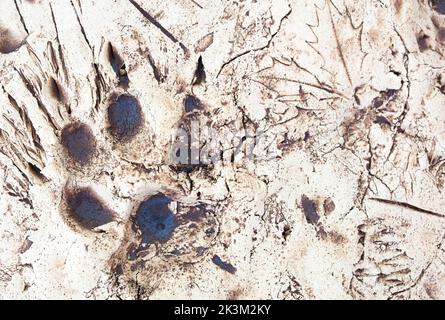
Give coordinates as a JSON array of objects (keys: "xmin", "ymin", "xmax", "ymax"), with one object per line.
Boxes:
[
  {"xmin": 394, "ymin": 0, "xmax": 403, "ymax": 15},
  {"xmin": 341, "ymin": 109, "xmax": 371, "ymax": 148},
  {"xmin": 367, "ymin": 29, "xmax": 380, "ymax": 44},
  {"xmin": 19, "ymin": 238, "xmax": 33, "ymax": 254},
  {"xmin": 195, "ymin": 33, "xmax": 214, "ymax": 53},
  {"xmin": 227, "ymin": 287, "xmax": 244, "ymax": 300},
  {"xmin": 323, "ymin": 198, "xmax": 336, "ymax": 215},
  {"xmin": 437, "ymin": 27, "xmax": 445, "ymax": 43},
  {"xmin": 317, "ymin": 226, "xmax": 347, "ymax": 244},
  {"xmin": 317, "ymin": 226, "xmax": 328, "ymax": 240},
  {"xmin": 342, "ymin": 88, "xmax": 399, "ymax": 146},
  {"xmin": 169, "ymin": 106, "xmax": 214, "ymax": 173},
  {"xmin": 423, "ymin": 279, "xmax": 442, "ymax": 299},
  {"xmin": 327, "ymin": 231, "xmax": 347, "ymax": 244},
  {"xmin": 282, "ymin": 223, "xmax": 292, "ymax": 241},
  {"xmin": 417, "ymin": 31, "xmax": 432, "ymax": 52},
  {"xmin": 371, "ymin": 89, "xmax": 398, "ymax": 111},
  {"xmin": 277, "ymin": 132, "xmax": 300, "ymax": 154},
  {"xmin": 438, "ymin": 74, "xmax": 445, "ymax": 94}
]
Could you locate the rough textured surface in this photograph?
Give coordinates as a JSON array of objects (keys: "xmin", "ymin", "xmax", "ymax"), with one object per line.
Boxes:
[{"xmin": 0, "ymin": 0, "xmax": 444, "ymax": 300}]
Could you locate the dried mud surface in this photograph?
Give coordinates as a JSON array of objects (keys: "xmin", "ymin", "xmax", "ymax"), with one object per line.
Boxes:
[{"xmin": 0, "ymin": 0, "xmax": 444, "ymax": 299}]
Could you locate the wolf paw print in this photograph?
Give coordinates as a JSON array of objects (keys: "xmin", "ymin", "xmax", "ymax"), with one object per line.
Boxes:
[{"xmin": 56, "ymin": 78, "xmax": 223, "ymax": 296}]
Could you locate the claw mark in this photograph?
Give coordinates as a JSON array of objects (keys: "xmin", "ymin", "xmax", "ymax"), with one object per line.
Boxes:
[
  {"xmin": 14, "ymin": 0, "xmax": 29, "ymax": 35},
  {"xmin": 192, "ymin": 56, "xmax": 206, "ymax": 85},
  {"xmin": 107, "ymin": 43, "xmax": 130, "ymax": 88},
  {"xmin": 15, "ymin": 67, "xmax": 60, "ymax": 131},
  {"xmin": 91, "ymin": 63, "xmax": 105, "ymax": 113},
  {"xmin": 48, "ymin": 77, "xmax": 66, "ymax": 105},
  {"xmin": 49, "ymin": 3, "xmax": 69, "ymax": 83},
  {"xmin": 369, "ymin": 198, "xmax": 445, "ymax": 219},
  {"xmin": 70, "ymin": 0, "xmax": 105, "ymax": 113},
  {"xmin": 2, "ymin": 86, "xmax": 46, "ymax": 163},
  {"xmin": 70, "ymin": 0, "xmax": 93, "ymax": 52},
  {"xmin": 146, "ymin": 50, "xmax": 162, "ymax": 83},
  {"xmin": 128, "ymin": 0, "xmax": 189, "ymax": 57},
  {"xmin": 189, "ymin": 0, "xmax": 203, "ymax": 9}
]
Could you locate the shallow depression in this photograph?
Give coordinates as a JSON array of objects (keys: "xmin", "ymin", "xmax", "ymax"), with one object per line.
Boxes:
[
  {"xmin": 61, "ymin": 122, "xmax": 96, "ymax": 165},
  {"xmin": 107, "ymin": 94, "xmax": 143, "ymax": 140},
  {"xmin": 135, "ymin": 193, "xmax": 176, "ymax": 243},
  {"xmin": 64, "ymin": 186, "xmax": 115, "ymax": 230}
]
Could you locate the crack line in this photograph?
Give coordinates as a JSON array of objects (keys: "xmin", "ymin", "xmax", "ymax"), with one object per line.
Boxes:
[
  {"xmin": 328, "ymin": 0, "xmax": 352, "ymax": 86},
  {"xmin": 369, "ymin": 198, "xmax": 445, "ymax": 219},
  {"xmin": 128, "ymin": 0, "xmax": 189, "ymax": 56},
  {"xmin": 217, "ymin": 3, "xmax": 292, "ymax": 77}
]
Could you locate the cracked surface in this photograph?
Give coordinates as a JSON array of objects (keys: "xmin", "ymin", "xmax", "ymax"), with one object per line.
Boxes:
[{"xmin": 0, "ymin": 0, "xmax": 444, "ymax": 299}]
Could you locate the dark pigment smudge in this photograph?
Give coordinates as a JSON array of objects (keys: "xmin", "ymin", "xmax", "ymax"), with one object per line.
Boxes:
[
  {"xmin": 64, "ymin": 187, "xmax": 115, "ymax": 230},
  {"xmin": 436, "ymin": 27, "xmax": 445, "ymax": 44},
  {"xmin": 184, "ymin": 95, "xmax": 202, "ymax": 113},
  {"xmin": 212, "ymin": 255, "xmax": 237, "ymax": 274},
  {"xmin": 374, "ymin": 115, "xmax": 391, "ymax": 126},
  {"xmin": 192, "ymin": 56, "xmax": 206, "ymax": 85},
  {"xmin": 417, "ymin": 32, "xmax": 430, "ymax": 52},
  {"xmin": 431, "ymin": 0, "xmax": 445, "ymax": 14},
  {"xmin": 180, "ymin": 203, "xmax": 208, "ymax": 222},
  {"xmin": 0, "ymin": 28, "xmax": 25, "ymax": 54},
  {"xmin": 61, "ymin": 122, "xmax": 96, "ymax": 164},
  {"xmin": 301, "ymin": 195, "xmax": 320, "ymax": 224},
  {"xmin": 107, "ymin": 43, "xmax": 129, "ymax": 87},
  {"xmin": 107, "ymin": 94, "xmax": 143, "ymax": 140},
  {"xmin": 136, "ymin": 193, "xmax": 176, "ymax": 243},
  {"xmin": 323, "ymin": 198, "xmax": 336, "ymax": 215},
  {"xmin": 49, "ymin": 77, "xmax": 65, "ymax": 104},
  {"xmin": 127, "ymin": 243, "xmax": 143, "ymax": 261}
]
